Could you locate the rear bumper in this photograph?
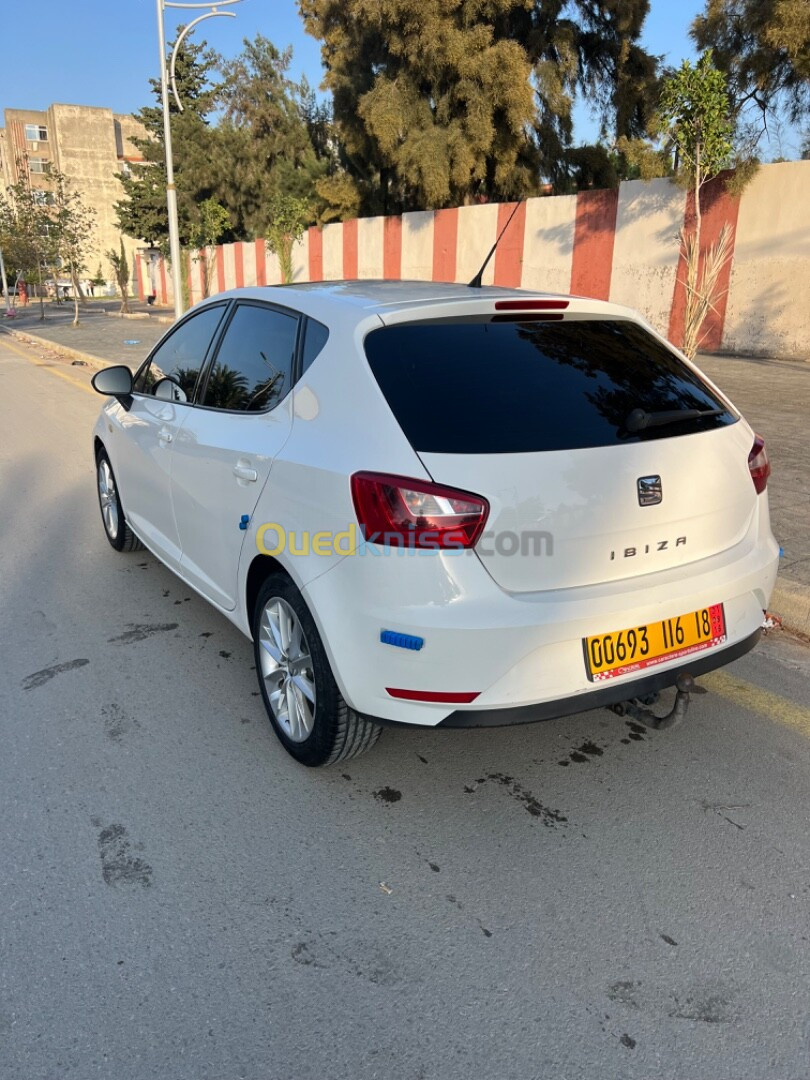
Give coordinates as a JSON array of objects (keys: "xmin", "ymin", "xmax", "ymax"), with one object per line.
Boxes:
[
  {"xmin": 437, "ymin": 628, "xmax": 760, "ymax": 727},
  {"xmin": 303, "ymin": 513, "xmax": 778, "ymax": 727}
]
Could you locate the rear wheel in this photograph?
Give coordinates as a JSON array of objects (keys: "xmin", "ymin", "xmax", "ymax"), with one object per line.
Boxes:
[
  {"xmin": 253, "ymin": 574, "xmax": 381, "ymax": 766},
  {"xmin": 96, "ymin": 449, "xmax": 143, "ymax": 552}
]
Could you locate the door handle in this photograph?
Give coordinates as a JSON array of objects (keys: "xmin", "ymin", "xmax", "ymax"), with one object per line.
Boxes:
[
  {"xmin": 158, "ymin": 427, "xmax": 173, "ymax": 446},
  {"xmin": 233, "ymin": 464, "xmax": 258, "ymax": 482}
]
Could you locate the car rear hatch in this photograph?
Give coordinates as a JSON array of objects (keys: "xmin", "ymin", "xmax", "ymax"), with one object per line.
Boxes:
[{"xmin": 364, "ymin": 305, "xmax": 757, "ymax": 593}]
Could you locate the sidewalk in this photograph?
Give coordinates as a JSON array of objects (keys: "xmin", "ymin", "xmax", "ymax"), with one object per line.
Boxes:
[
  {"xmin": 3, "ymin": 310, "xmax": 809, "ymax": 635},
  {"xmin": 698, "ymin": 353, "xmax": 810, "ymax": 635},
  {"xmin": 2, "ymin": 303, "xmax": 169, "ymax": 368}
]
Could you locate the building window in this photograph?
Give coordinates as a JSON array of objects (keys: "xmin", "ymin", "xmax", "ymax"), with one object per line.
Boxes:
[
  {"xmin": 25, "ymin": 124, "xmax": 48, "ymax": 142},
  {"xmin": 29, "ymin": 158, "xmax": 50, "ymax": 174},
  {"xmin": 32, "ymin": 190, "xmax": 54, "ymax": 206}
]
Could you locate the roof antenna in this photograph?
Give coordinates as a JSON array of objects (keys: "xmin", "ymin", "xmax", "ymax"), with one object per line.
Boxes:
[{"xmin": 468, "ymin": 198, "xmax": 524, "ymax": 288}]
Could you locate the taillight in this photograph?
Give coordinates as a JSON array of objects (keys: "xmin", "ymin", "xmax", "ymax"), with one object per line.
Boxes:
[
  {"xmin": 748, "ymin": 435, "xmax": 770, "ymax": 494},
  {"xmin": 351, "ymin": 472, "xmax": 489, "ymax": 549}
]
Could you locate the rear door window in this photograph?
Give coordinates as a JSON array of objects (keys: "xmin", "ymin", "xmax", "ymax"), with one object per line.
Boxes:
[
  {"xmin": 200, "ymin": 302, "xmax": 299, "ymax": 412},
  {"xmin": 364, "ymin": 318, "xmax": 738, "ymax": 453}
]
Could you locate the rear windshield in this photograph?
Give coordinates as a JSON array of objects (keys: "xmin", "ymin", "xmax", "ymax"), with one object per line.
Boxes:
[{"xmin": 364, "ymin": 318, "xmax": 738, "ymax": 454}]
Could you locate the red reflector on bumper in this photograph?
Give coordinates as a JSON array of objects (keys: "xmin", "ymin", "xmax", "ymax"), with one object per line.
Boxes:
[{"xmin": 386, "ymin": 688, "xmax": 480, "ymax": 704}]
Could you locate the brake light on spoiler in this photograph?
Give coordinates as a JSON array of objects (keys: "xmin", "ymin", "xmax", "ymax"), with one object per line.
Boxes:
[
  {"xmin": 494, "ymin": 300, "xmax": 570, "ymax": 311},
  {"xmin": 492, "ymin": 299, "xmax": 570, "ymax": 323}
]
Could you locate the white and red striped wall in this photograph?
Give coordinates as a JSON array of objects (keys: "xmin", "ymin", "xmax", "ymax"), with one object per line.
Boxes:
[{"xmin": 137, "ymin": 160, "xmax": 809, "ymax": 359}]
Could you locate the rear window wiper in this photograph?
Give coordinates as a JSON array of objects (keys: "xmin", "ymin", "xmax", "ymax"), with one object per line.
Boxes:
[{"xmin": 625, "ymin": 406, "xmax": 723, "ymax": 433}]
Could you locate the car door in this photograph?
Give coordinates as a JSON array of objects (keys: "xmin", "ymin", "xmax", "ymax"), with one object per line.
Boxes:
[
  {"xmin": 170, "ymin": 301, "xmax": 300, "ymax": 610},
  {"xmin": 113, "ymin": 303, "xmax": 229, "ymax": 567}
]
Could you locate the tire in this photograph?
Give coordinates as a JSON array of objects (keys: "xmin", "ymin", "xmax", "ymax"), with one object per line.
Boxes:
[
  {"xmin": 96, "ymin": 448, "xmax": 143, "ymax": 552},
  {"xmin": 253, "ymin": 573, "xmax": 382, "ymax": 767}
]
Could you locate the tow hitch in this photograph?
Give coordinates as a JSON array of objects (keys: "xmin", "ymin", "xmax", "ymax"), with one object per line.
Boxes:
[{"xmin": 608, "ymin": 673, "xmax": 707, "ymax": 730}]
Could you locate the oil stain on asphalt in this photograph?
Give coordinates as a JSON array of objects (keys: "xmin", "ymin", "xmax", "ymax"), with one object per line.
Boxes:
[
  {"xmin": 21, "ymin": 658, "xmax": 89, "ymax": 690},
  {"xmin": 373, "ymin": 787, "xmax": 402, "ymax": 804},
  {"xmin": 107, "ymin": 623, "xmax": 179, "ymax": 645},
  {"xmin": 466, "ymin": 773, "xmax": 568, "ymax": 827},
  {"xmin": 560, "ymin": 740, "xmax": 607, "ymax": 766},
  {"xmin": 608, "ymin": 979, "xmax": 732, "ymax": 1025}
]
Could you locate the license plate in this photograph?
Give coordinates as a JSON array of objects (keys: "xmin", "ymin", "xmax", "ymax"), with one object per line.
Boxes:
[{"xmin": 583, "ymin": 604, "xmax": 726, "ymax": 682}]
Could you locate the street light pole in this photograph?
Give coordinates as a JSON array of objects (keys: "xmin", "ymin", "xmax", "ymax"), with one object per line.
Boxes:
[
  {"xmin": 154, "ymin": 0, "xmax": 243, "ymax": 321},
  {"xmin": 155, "ymin": 0, "xmax": 184, "ymax": 320}
]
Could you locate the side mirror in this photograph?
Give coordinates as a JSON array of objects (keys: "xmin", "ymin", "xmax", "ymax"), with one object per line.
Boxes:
[{"xmin": 91, "ymin": 365, "xmax": 133, "ymax": 397}]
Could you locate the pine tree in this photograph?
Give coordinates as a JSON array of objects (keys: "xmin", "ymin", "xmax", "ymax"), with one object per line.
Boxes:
[
  {"xmin": 114, "ymin": 33, "xmax": 222, "ymax": 248},
  {"xmin": 116, "ymin": 33, "xmax": 331, "ymax": 243},
  {"xmin": 212, "ymin": 36, "xmax": 328, "ymax": 235},
  {"xmin": 298, "ymin": 0, "xmax": 661, "ymax": 209},
  {"xmin": 692, "ymin": 0, "xmax": 810, "ymax": 128}
]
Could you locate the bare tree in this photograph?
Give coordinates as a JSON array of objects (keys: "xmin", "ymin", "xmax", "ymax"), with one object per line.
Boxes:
[{"xmin": 49, "ymin": 172, "xmax": 96, "ymax": 326}]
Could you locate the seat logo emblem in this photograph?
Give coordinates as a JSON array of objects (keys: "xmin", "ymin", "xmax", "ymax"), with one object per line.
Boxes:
[{"xmin": 638, "ymin": 475, "xmax": 662, "ymax": 506}]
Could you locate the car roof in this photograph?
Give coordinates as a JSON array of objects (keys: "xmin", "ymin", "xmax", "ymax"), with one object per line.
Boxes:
[
  {"xmin": 264, "ymin": 278, "xmax": 578, "ymax": 313},
  {"xmin": 212, "ymin": 279, "xmax": 574, "ymax": 314},
  {"xmin": 273, "ymin": 279, "xmax": 557, "ymax": 311},
  {"xmin": 198, "ymin": 279, "xmax": 641, "ymax": 329}
]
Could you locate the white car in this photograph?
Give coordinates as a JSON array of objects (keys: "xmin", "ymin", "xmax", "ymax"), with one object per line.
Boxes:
[{"xmin": 91, "ymin": 282, "xmax": 779, "ymax": 766}]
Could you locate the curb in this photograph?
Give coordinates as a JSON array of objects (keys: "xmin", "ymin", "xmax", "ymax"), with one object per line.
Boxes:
[
  {"xmin": 102, "ymin": 310, "xmax": 174, "ymax": 325},
  {"xmin": 770, "ymin": 578, "xmax": 810, "ymax": 639},
  {"xmin": 3, "ymin": 327, "xmax": 112, "ymax": 371}
]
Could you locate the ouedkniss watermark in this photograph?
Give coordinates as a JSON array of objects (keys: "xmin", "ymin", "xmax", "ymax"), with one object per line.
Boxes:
[{"xmin": 254, "ymin": 523, "xmax": 554, "ymax": 557}]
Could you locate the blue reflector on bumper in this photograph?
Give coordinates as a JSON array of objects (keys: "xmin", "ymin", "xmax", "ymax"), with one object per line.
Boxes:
[{"xmin": 380, "ymin": 630, "xmax": 424, "ymax": 651}]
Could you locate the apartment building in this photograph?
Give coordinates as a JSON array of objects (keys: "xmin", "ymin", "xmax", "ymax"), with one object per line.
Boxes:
[{"xmin": 0, "ymin": 103, "xmax": 147, "ymax": 284}]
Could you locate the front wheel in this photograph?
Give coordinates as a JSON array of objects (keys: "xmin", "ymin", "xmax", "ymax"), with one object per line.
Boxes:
[
  {"xmin": 253, "ymin": 574, "xmax": 382, "ymax": 766},
  {"xmin": 96, "ymin": 449, "xmax": 143, "ymax": 552}
]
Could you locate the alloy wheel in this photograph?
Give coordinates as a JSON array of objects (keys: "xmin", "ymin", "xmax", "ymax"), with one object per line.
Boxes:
[
  {"xmin": 258, "ymin": 596, "xmax": 317, "ymax": 743},
  {"xmin": 98, "ymin": 458, "xmax": 120, "ymax": 541}
]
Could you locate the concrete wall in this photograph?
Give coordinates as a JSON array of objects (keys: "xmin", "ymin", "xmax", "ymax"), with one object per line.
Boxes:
[
  {"xmin": 610, "ymin": 178, "xmax": 686, "ymax": 334},
  {"xmin": 151, "ymin": 161, "xmax": 809, "ymax": 359},
  {"xmin": 722, "ymin": 163, "xmax": 810, "ymax": 358}
]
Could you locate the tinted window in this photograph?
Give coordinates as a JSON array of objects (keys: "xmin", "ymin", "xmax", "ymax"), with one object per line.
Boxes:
[
  {"xmin": 301, "ymin": 318, "xmax": 330, "ymax": 376},
  {"xmin": 364, "ymin": 319, "xmax": 738, "ymax": 454},
  {"xmin": 202, "ymin": 304, "xmax": 298, "ymax": 411},
  {"xmin": 135, "ymin": 304, "xmax": 226, "ymax": 398}
]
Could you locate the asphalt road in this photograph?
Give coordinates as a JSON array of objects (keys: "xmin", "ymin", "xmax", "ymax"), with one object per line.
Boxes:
[{"xmin": 2, "ymin": 333, "xmax": 810, "ymax": 1080}]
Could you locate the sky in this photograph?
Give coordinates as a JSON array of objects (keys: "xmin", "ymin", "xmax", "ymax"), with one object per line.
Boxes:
[{"xmin": 0, "ymin": 0, "xmax": 799, "ymax": 158}]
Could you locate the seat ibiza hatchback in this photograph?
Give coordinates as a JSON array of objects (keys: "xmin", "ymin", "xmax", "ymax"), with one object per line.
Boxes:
[{"xmin": 91, "ymin": 282, "xmax": 779, "ymax": 765}]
